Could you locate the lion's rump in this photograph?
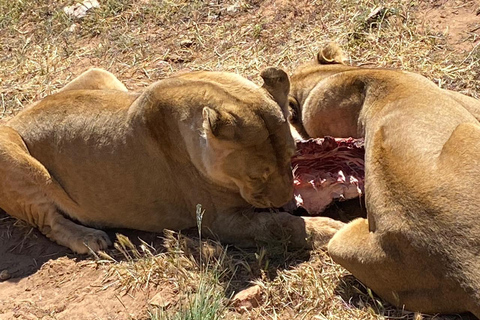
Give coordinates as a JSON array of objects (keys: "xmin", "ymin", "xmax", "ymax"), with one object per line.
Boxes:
[{"xmin": 292, "ymin": 137, "xmax": 365, "ymax": 215}]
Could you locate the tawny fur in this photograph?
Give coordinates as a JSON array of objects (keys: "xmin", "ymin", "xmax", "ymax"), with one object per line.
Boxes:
[
  {"xmin": 0, "ymin": 68, "xmax": 344, "ymax": 254},
  {"xmin": 289, "ymin": 43, "xmax": 480, "ymax": 317}
]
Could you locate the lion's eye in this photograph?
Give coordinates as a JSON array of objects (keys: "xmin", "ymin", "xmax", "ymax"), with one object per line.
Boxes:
[{"xmin": 247, "ymin": 167, "xmax": 272, "ymax": 182}]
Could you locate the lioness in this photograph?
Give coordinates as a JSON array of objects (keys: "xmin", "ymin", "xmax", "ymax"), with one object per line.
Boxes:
[
  {"xmin": 0, "ymin": 68, "xmax": 343, "ymax": 254},
  {"xmin": 289, "ymin": 43, "xmax": 480, "ymax": 317}
]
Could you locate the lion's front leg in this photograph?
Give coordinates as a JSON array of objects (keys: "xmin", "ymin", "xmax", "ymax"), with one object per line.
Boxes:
[
  {"xmin": 206, "ymin": 210, "xmax": 344, "ymax": 249},
  {"xmin": 0, "ymin": 126, "xmax": 111, "ymax": 254}
]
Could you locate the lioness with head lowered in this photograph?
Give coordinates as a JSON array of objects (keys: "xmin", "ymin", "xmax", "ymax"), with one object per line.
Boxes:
[
  {"xmin": 0, "ymin": 68, "xmax": 343, "ymax": 254},
  {"xmin": 289, "ymin": 44, "xmax": 480, "ymax": 317}
]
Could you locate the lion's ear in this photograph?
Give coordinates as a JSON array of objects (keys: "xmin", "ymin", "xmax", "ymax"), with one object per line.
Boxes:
[
  {"xmin": 317, "ymin": 42, "xmax": 345, "ymax": 65},
  {"xmin": 261, "ymin": 67, "xmax": 290, "ymax": 118},
  {"xmin": 202, "ymin": 107, "xmax": 235, "ymax": 140}
]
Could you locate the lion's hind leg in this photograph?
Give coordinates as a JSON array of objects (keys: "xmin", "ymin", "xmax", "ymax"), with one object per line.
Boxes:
[
  {"xmin": 59, "ymin": 68, "xmax": 128, "ymax": 92},
  {"xmin": 0, "ymin": 126, "xmax": 111, "ymax": 254},
  {"xmin": 328, "ymin": 218, "xmax": 470, "ymax": 314}
]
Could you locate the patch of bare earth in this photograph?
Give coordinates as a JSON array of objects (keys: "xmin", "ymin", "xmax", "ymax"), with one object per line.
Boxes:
[
  {"xmin": 0, "ymin": 257, "xmax": 152, "ymax": 320},
  {"xmin": 1, "ymin": 0, "xmax": 480, "ymax": 319},
  {"xmin": 0, "ymin": 213, "xmax": 162, "ymax": 319},
  {"xmin": 419, "ymin": 0, "xmax": 480, "ymax": 53}
]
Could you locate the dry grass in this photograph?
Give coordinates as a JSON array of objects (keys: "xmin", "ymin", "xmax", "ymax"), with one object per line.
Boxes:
[
  {"xmin": 97, "ymin": 231, "xmax": 231, "ymax": 319},
  {"xmin": 2, "ymin": 0, "xmax": 479, "ymax": 118},
  {"xmin": 97, "ymin": 229, "xmax": 466, "ymax": 320},
  {"xmin": 2, "ymin": 0, "xmax": 479, "ymax": 319}
]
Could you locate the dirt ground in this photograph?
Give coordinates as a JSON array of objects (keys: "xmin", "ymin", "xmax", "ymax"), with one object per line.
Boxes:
[
  {"xmin": 0, "ymin": 211, "xmax": 165, "ymax": 319},
  {"xmin": 1, "ymin": 0, "xmax": 480, "ymax": 319},
  {"xmin": 0, "ymin": 201, "xmax": 368, "ymax": 320}
]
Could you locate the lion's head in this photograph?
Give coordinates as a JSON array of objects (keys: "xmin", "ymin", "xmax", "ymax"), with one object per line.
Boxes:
[
  {"xmin": 171, "ymin": 68, "xmax": 296, "ymax": 208},
  {"xmin": 202, "ymin": 68, "xmax": 295, "ymax": 208},
  {"xmin": 288, "ymin": 43, "xmax": 358, "ymax": 139}
]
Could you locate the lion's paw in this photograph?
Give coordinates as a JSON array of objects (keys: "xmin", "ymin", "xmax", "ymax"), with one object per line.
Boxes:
[
  {"xmin": 304, "ymin": 216, "xmax": 345, "ymax": 248},
  {"xmin": 64, "ymin": 228, "xmax": 112, "ymax": 254}
]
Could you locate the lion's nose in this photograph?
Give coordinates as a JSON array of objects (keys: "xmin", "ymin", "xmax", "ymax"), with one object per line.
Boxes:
[{"xmin": 269, "ymin": 180, "xmax": 294, "ymax": 207}]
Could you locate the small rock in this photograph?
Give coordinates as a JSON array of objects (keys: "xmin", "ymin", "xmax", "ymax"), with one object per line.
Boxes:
[
  {"xmin": 149, "ymin": 288, "xmax": 175, "ymax": 308},
  {"xmin": 179, "ymin": 39, "xmax": 194, "ymax": 48},
  {"xmin": 64, "ymin": 0, "xmax": 100, "ymax": 19},
  {"xmin": 232, "ymin": 284, "xmax": 262, "ymax": 311},
  {"xmin": 227, "ymin": 4, "xmax": 239, "ymax": 13},
  {"xmin": 0, "ymin": 270, "xmax": 11, "ymax": 281},
  {"xmin": 68, "ymin": 24, "xmax": 78, "ymax": 32}
]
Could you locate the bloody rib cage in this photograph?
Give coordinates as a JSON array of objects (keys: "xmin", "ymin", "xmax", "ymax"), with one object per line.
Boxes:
[{"xmin": 291, "ymin": 137, "xmax": 365, "ymax": 215}]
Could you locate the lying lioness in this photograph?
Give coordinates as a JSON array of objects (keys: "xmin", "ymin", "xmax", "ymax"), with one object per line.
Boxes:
[
  {"xmin": 289, "ymin": 43, "xmax": 480, "ymax": 317},
  {"xmin": 0, "ymin": 68, "xmax": 343, "ymax": 254}
]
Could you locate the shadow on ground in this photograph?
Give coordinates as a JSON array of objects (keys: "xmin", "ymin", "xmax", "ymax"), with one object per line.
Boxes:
[
  {"xmin": 0, "ymin": 197, "xmax": 367, "ymax": 282},
  {"xmin": 334, "ymin": 274, "xmax": 478, "ymax": 320},
  {"xmin": 0, "ymin": 211, "xmax": 72, "ymax": 280},
  {"xmin": 0, "ymin": 209, "xmax": 313, "ymax": 292}
]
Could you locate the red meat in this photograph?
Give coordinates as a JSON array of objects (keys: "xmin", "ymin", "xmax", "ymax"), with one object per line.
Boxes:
[{"xmin": 291, "ymin": 137, "xmax": 365, "ymax": 215}]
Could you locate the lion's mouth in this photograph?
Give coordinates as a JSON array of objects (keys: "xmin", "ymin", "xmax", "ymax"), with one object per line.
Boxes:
[{"xmin": 290, "ymin": 136, "xmax": 365, "ymax": 215}]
